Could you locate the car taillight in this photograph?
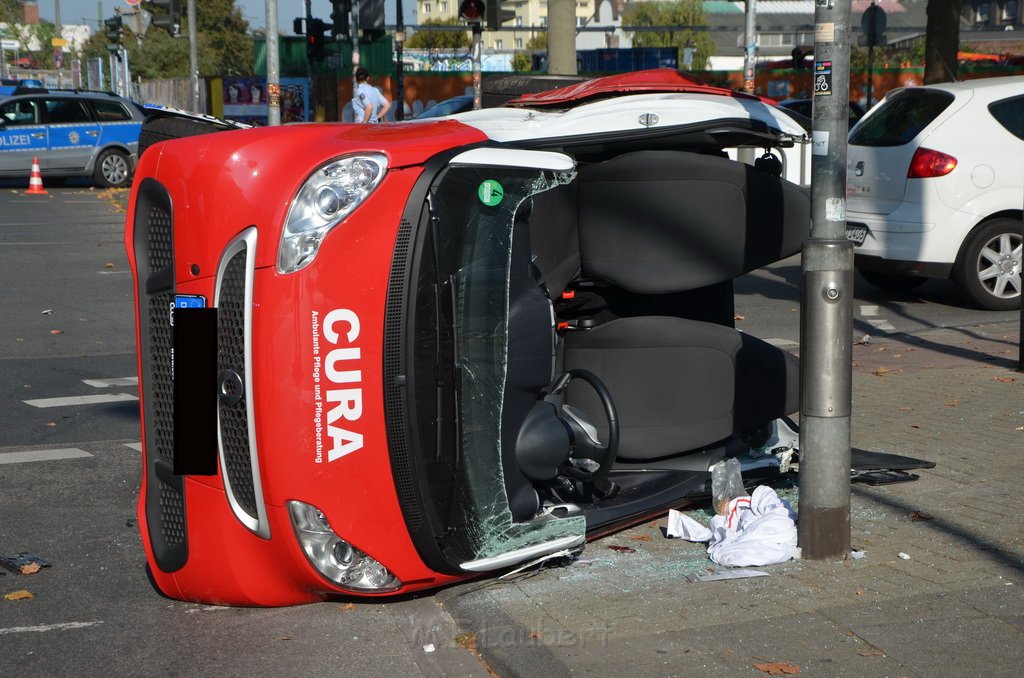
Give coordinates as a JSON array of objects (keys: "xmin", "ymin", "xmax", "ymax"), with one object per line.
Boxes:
[{"xmin": 907, "ymin": 147, "xmax": 957, "ymax": 178}]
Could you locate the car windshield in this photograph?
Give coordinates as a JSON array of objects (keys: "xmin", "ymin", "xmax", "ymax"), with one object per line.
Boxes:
[
  {"xmin": 850, "ymin": 88, "xmax": 954, "ymax": 147},
  {"xmin": 408, "ymin": 162, "xmax": 583, "ymax": 565}
]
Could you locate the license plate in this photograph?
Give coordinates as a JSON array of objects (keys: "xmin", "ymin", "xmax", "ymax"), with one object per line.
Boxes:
[
  {"xmin": 846, "ymin": 224, "xmax": 868, "ymax": 245},
  {"xmin": 174, "ymin": 295, "xmax": 207, "ymax": 309}
]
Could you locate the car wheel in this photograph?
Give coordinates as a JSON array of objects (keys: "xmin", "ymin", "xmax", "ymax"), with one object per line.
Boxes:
[
  {"xmin": 138, "ymin": 115, "xmax": 231, "ymax": 157},
  {"xmin": 857, "ymin": 268, "xmax": 928, "ymax": 293},
  {"xmin": 954, "ymin": 218, "xmax": 1023, "ymax": 311},
  {"xmin": 93, "ymin": 149, "xmax": 131, "ymax": 188}
]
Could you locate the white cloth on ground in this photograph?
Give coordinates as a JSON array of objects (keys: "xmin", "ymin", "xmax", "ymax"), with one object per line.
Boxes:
[{"xmin": 667, "ymin": 485, "xmax": 798, "ymax": 567}]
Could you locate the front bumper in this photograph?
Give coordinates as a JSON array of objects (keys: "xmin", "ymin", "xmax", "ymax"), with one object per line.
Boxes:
[{"xmin": 126, "ymin": 157, "xmax": 462, "ymax": 604}]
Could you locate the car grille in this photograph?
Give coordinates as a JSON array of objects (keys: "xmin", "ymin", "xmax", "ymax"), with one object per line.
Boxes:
[
  {"xmin": 133, "ymin": 178, "xmax": 188, "ymax": 572},
  {"xmin": 214, "ymin": 232, "xmax": 266, "ymax": 532},
  {"xmin": 384, "ymin": 217, "xmax": 421, "ymax": 532}
]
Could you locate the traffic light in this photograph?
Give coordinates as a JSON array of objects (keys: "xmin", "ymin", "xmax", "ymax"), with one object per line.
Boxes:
[
  {"xmin": 104, "ymin": 15, "xmax": 123, "ymax": 53},
  {"xmin": 459, "ymin": 0, "xmax": 484, "ymax": 23},
  {"xmin": 148, "ymin": 0, "xmax": 181, "ymax": 37},
  {"xmin": 486, "ymin": 0, "xmax": 515, "ymax": 30},
  {"xmin": 307, "ymin": 18, "xmax": 327, "ymax": 61},
  {"xmin": 359, "ymin": 0, "xmax": 385, "ymax": 42},
  {"xmin": 331, "ymin": 0, "xmax": 352, "ymax": 41}
]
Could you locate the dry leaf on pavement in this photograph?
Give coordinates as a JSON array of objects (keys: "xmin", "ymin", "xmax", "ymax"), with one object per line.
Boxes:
[
  {"xmin": 4, "ymin": 590, "xmax": 33, "ymax": 601},
  {"xmin": 753, "ymin": 661, "xmax": 800, "ymax": 675}
]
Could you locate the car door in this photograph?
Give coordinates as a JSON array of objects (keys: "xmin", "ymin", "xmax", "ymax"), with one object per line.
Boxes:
[
  {"xmin": 0, "ymin": 97, "xmax": 47, "ymax": 174},
  {"xmin": 43, "ymin": 96, "xmax": 101, "ymax": 172}
]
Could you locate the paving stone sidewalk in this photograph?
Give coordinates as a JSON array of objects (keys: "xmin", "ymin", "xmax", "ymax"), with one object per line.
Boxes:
[{"xmin": 439, "ymin": 321, "xmax": 1024, "ymax": 677}]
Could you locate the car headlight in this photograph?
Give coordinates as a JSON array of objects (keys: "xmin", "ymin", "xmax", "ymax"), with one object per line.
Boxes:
[
  {"xmin": 287, "ymin": 500, "xmax": 400, "ymax": 592},
  {"xmin": 277, "ymin": 154, "xmax": 388, "ymax": 274}
]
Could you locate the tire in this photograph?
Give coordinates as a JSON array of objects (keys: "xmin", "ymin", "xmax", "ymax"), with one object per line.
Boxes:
[
  {"xmin": 138, "ymin": 115, "xmax": 231, "ymax": 158},
  {"xmin": 954, "ymin": 218, "xmax": 1023, "ymax": 311},
  {"xmin": 93, "ymin": 148, "xmax": 132, "ymax": 188},
  {"xmin": 857, "ymin": 267, "xmax": 928, "ymax": 293}
]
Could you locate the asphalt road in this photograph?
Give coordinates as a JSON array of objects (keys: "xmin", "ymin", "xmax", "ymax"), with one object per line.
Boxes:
[{"xmin": 0, "ymin": 182, "xmax": 1019, "ymax": 675}]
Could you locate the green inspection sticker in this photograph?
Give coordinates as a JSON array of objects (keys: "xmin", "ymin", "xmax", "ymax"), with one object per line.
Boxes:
[{"xmin": 478, "ymin": 179, "xmax": 504, "ymax": 206}]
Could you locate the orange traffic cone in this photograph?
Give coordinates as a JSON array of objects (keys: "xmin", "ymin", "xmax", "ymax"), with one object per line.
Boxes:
[{"xmin": 26, "ymin": 157, "xmax": 48, "ymax": 195}]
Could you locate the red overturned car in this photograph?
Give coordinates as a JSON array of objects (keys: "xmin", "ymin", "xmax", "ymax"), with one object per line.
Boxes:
[{"xmin": 125, "ymin": 70, "xmax": 810, "ymax": 605}]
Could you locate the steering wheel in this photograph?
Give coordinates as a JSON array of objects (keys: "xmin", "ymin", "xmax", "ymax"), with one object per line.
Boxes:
[{"xmin": 551, "ymin": 369, "xmax": 619, "ymax": 482}]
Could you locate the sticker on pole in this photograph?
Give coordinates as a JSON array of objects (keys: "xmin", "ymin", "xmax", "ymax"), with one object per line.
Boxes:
[
  {"xmin": 478, "ymin": 179, "xmax": 504, "ymax": 206},
  {"xmin": 813, "ymin": 61, "xmax": 833, "ymax": 96}
]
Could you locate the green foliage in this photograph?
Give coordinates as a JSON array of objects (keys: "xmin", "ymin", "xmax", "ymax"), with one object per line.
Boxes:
[
  {"xmin": 0, "ymin": 0, "xmax": 20, "ymax": 24},
  {"xmin": 23, "ymin": 22, "xmax": 57, "ymax": 69},
  {"xmin": 527, "ymin": 33, "xmax": 546, "ymax": 51},
  {"xmin": 405, "ymin": 19, "xmax": 471, "ymax": 49},
  {"xmin": 851, "ymin": 38, "xmax": 928, "ymax": 71},
  {"xmin": 622, "ymin": 0, "xmax": 714, "ymax": 70},
  {"xmin": 512, "ymin": 51, "xmax": 532, "ymax": 71}
]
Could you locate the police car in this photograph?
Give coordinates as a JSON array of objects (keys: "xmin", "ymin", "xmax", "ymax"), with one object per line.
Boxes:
[{"xmin": 0, "ymin": 88, "xmax": 145, "ymax": 188}]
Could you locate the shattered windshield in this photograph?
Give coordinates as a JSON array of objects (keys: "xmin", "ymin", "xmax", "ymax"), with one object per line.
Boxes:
[{"xmin": 409, "ymin": 161, "xmax": 582, "ymax": 566}]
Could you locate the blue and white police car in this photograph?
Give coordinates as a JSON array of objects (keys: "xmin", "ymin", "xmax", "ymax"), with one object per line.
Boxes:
[{"xmin": 0, "ymin": 89, "xmax": 145, "ymax": 188}]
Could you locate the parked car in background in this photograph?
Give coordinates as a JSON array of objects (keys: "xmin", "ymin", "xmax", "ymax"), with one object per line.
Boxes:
[
  {"xmin": 413, "ymin": 93, "xmax": 475, "ymax": 119},
  {"xmin": 0, "ymin": 89, "xmax": 145, "ymax": 188},
  {"xmin": 846, "ymin": 76, "xmax": 1024, "ymax": 310},
  {"xmin": 778, "ymin": 98, "xmax": 866, "ymax": 127}
]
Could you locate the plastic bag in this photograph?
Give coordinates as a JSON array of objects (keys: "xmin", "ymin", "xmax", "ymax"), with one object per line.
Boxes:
[{"xmin": 711, "ymin": 458, "xmax": 747, "ymax": 515}]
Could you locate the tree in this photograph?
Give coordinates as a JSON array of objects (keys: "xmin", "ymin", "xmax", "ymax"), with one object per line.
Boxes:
[
  {"xmin": 191, "ymin": 0, "xmax": 253, "ymax": 76},
  {"xmin": 622, "ymin": 0, "xmax": 714, "ymax": 71},
  {"xmin": 924, "ymin": 0, "xmax": 963, "ymax": 83},
  {"xmin": 0, "ymin": 0, "xmax": 20, "ymax": 24},
  {"xmin": 405, "ymin": 19, "xmax": 471, "ymax": 49}
]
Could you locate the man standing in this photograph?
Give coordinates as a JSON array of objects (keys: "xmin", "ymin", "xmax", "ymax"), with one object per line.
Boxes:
[{"xmin": 352, "ymin": 67, "xmax": 391, "ymax": 123}]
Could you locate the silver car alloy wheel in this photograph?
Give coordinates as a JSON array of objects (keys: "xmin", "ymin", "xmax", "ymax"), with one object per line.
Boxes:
[
  {"xmin": 975, "ymin": 230, "xmax": 1022, "ymax": 301},
  {"xmin": 102, "ymin": 152, "xmax": 129, "ymax": 186}
]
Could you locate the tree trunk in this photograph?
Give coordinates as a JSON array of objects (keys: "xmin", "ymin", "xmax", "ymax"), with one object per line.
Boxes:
[{"xmin": 925, "ymin": 0, "xmax": 963, "ymax": 84}]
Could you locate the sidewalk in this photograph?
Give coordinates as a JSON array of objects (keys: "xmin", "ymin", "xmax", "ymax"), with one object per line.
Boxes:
[{"xmin": 439, "ymin": 321, "xmax": 1024, "ymax": 677}]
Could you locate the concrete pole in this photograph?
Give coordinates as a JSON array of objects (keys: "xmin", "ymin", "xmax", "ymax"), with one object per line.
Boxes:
[
  {"xmin": 471, "ymin": 23, "xmax": 482, "ymax": 110},
  {"xmin": 188, "ymin": 0, "xmax": 200, "ymax": 112},
  {"xmin": 742, "ymin": 0, "xmax": 756, "ymax": 94},
  {"xmin": 265, "ymin": 0, "xmax": 281, "ymax": 125},
  {"xmin": 54, "ymin": 0, "xmax": 63, "ymax": 88},
  {"xmin": 798, "ymin": 0, "xmax": 854, "ymax": 560},
  {"xmin": 395, "ymin": 0, "xmax": 405, "ymax": 120},
  {"xmin": 547, "ymin": 0, "xmax": 576, "ymax": 75}
]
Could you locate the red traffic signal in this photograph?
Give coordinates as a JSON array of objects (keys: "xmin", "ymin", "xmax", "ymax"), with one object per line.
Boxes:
[{"xmin": 459, "ymin": 0, "xmax": 485, "ymax": 22}]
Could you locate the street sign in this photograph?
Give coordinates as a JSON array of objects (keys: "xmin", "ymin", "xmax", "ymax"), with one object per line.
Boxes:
[
  {"xmin": 52, "ymin": 37, "xmax": 68, "ymax": 47},
  {"xmin": 54, "ymin": 48, "xmax": 63, "ymax": 68},
  {"xmin": 861, "ymin": 3, "xmax": 887, "ymax": 47},
  {"xmin": 1, "ymin": 39, "xmax": 20, "ymax": 50}
]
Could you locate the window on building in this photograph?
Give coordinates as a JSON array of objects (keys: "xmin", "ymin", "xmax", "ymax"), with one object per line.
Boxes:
[
  {"xmin": 516, "ymin": 16, "xmax": 523, "ymax": 26},
  {"xmin": 495, "ymin": 39, "xmax": 503, "ymax": 48},
  {"xmin": 977, "ymin": 2, "xmax": 991, "ymax": 23},
  {"xmin": 424, "ymin": 2, "xmax": 431, "ymax": 13},
  {"xmin": 516, "ymin": 37, "xmax": 523, "ymax": 48},
  {"xmin": 440, "ymin": 1, "xmax": 448, "ymax": 12}
]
